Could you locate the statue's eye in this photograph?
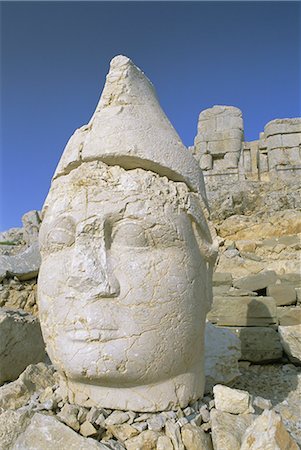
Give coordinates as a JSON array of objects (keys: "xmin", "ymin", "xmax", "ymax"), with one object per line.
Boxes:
[
  {"xmin": 112, "ymin": 221, "xmax": 151, "ymax": 248},
  {"xmin": 44, "ymin": 217, "xmax": 75, "ymax": 251}
]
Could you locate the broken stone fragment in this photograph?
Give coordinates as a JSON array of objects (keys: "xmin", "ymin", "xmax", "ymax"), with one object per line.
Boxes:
[
  {"xmin": 181, "ymin": 423, "xmax": 213, "ymax": 450},
  {"xmin": 240, "ymin": 409, "xmax": 299, "ymax": 450},
  {"xmin": 210, "ymin": 409, "xmax": 255, "ymax": 450},
  {"xmin": 233, "ymin": 270, "xmax": 277, "ymax": 292},
  {"xmin": 0, "ymin": 309, "xmax": 46, "ymax": 384},
  {"xmin": 278, "ymin": 325, "xmax": 301, "ymax": 364},
  {"xmin": 124, "ymin": 430, "xmax": 160, "ymax": 450},
  {"xmin": 12, "ymin": 413, "xmax": 110, "ymax": 449},
  {"xmin": 213, "ymin": 385, "xmax": 253, "ymax": 415}
]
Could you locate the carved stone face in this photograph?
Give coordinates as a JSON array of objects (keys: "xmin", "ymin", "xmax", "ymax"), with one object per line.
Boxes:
[{"xmin": 38, "ymin": 162, "xmax": 211, "ymax": 410}]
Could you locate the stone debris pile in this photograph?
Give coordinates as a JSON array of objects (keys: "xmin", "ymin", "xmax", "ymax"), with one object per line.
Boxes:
[{"xmin": 0, "ymin": 362, "xmax": 299, "ymax": 449}]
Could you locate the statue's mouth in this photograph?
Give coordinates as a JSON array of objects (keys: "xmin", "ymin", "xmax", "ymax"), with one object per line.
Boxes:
[{"xmin": 65, "ymin": 326, "xmax": 122, "ymax": 343}]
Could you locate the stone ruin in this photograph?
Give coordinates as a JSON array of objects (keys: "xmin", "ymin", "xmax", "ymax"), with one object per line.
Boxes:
[{"xmin": 193, "ymin": 105, "xmax": 301, "ymax": 187}]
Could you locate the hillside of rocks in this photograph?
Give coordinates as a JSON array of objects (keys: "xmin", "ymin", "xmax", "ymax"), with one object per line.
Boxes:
[{"xmin": 0, "ymin": 110, "xmax": 300, "ymax": 449}]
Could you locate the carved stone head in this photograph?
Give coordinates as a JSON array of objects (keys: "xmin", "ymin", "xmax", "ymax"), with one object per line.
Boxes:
[{"xmin": 38, "ymin": 56, "xmax": 217, "ymax": 412}]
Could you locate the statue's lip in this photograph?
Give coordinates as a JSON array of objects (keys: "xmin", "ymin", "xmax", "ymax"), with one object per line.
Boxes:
[{"xmin": 64, "ymin": 326, "xmax": 123, "ymax": 343}]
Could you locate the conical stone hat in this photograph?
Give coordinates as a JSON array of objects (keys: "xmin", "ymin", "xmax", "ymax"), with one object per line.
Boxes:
[{"xmin": 54, "ymin": 55, "xmax": 208, "ymax": 207}]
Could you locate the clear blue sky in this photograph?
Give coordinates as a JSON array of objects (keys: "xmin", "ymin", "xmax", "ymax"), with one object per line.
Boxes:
[{"xmin": 1, "ymin": 1, "xmax": 300, "ymax": 230}]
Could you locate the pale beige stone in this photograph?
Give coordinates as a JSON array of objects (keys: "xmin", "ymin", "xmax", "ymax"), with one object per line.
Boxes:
[
  {"xmin": 213, "ymin": 385, "xmax": 252, "ymax": 414},
  {"xmin": 264, "ymin": 118, "xmax": 301, "ymax": 136},
  {"xmin": 108, "ymin": 423, "xmax": 139, "ymax": 442},
  {"xmin": 207, "ymin": 296, "xmax": 277, "ymax": 326},
  {"xmin": 204, "ymin": 322, "xmax": 241, "ymax": 392},
  {"xmin": 233, "ymin": 270, "xmax": 277, "ymax": 291},
  {"xmin": 80, "ymin": 421, "xmax": 98, "ymax": 437},
  {"xmin": 0, "ymin": 408, "xmax": 33, "ymax": 449},
  {"xmin": 165, "ymin": 420, "xmax": 185, "ymax": 449},
  {"xmin": 0, "ymin": 363, "xmax": 55, "ymax": 410},
  {"xmin": 181, "ymin": 423, "xmax": 213, "ymax": 450},
  {"xmin": 210, "ymin": 409, "xmax": 255, "ymax": 450},
  {"xmin": 278, "ymin": 325, "xmax": 301, "ymax": 364},
  {"xmin": 212, "ymin": 272, "xmax": 233, "ymax": 286},
  {"xmin": 38, "ymin": 57, "xmax": 217, "ymax": 412},
  {"xmin": 277, "ymin": 306, "xmax": 301, "ymax": 325},
  {"xmin": 240, "ymin": 409, "xmax": 299, "ymax": 450},
  {"xmin": 12, "ymin": 413, "xmax": 109, "ymax": 449},
  {"xmin": 124, "ymin": 430, "xmax": 160, "ymax": 450},
  {"xmin": 267, "ymin": 284, "xmax": 297, "ymax": 306},
  {"xmin": 156, "ymin": 435, "xmax": 174, "ymax": 450},
  {"xmin": 0, "ymin": 308, "xmax": 46, "ymax": 384}
]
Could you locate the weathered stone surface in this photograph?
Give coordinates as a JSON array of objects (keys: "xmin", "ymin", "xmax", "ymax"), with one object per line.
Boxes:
[
  {"xmin": 240, "ymin": 409, "xmax": 299, "ymax": 450},
  {"xmin": 227, "ymin": 326, "xmax": 283, "ymax": 362},
  {"xmin": 210, "ymin": 409, "xmax": 255, "ymax": 450},
  {"xmin": 0, "ymin": 363, "xmax": 55, "ymax": 410},
  {"xmin": 212, "ymin": 272, "xmax": 233, "ymax": 286},
  {"xmin": 124, "ymin": 430, "xmax": 160, "ymax": 450},
  {"xmin": 264, "ymin": 118, "xmax": 301, "ymax": 137},
  {"xmin": 277, "ymin": 307, "xmax": 301, "ymax": 326},
  {"xmin": 233, "ymin": 270, "xmax": 277, "ymax": 292},
  {"xmin": 165, "ymin": 420, "xmax": 185, "ymax": 450},
  {"xmin": 204, "ymin": 322, "xmax": 241, "ymax": 392},
  {"xmin": 0, "ymin": 408, "xmax": 33, "ymax": 449},
  {"xmin": 108, "ymin": 423, "xmax": 139, "ymax": 442},
  {"xmin": 38, "ymin": 56, "xmax": 217, "ymax": 412},
  {"xmin": 12, "ymin": 413, "xmax": 109, "ymax": 449},
  {"xmin": 267, "ymin": 283, "xmax": 297, "ymax": 306},
  {"xmin": 213, "ymin": 385, "xmax": 252, "ymax": 414},
  {"xmin": 0, "ymin": 242, "xmax": 41, "ymax": 281},
  {"xmin": 0, "ymin": 308, "xmax": 46, "ymax": 384},
  {"xmin": 207, "ymin": 296, "xmax": 277, "ymax": 326},
  {"xmin": 156, "ymin": 435, "xmax": 174, "ymax": 450},
  {"xmin": 181, "ymin": 423, "xmax": 213, "ymax": 450},
  {"xmin": 278, "ymin": 325, "xmax": 301, "ymax": 364}
]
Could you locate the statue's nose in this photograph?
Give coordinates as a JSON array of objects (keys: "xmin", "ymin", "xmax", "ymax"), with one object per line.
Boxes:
[{"xmin": 67, "ymin": 228, "xmax": 120, "ymax": 298}]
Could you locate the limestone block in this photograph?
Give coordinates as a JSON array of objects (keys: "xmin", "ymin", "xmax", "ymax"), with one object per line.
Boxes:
[
  {"xmin": 279, "ymin": 273, "xmax": 301, "ymax": 287},
  {"xmin": 266, "ymin": 134, "xmax": 282, "ymax": 149},
  {"xmin": 198, "ymin": 117, "xmax": 217, "ymax": 134},
  {"xmin": 0, "ymin": 363, "xmax": 55, "ymax": 410},
  {"xmin": 259, "ymin": 152, "xmax": 269, "ymax": 173},
  {"xmin": 226, "ymin": 327, "xmax": 282, "ymax": 362},
  {"xmin": 282, "ymin": 133, "xmax": 301, "ymax": 148},
  {"xmin": 204, "ymin": 322, "xmax": 241, "ymax": 392},
  {"xmin": 12, "ymin": 413, "xmax": 110, "ymax": 449},
  {"xmin": 0, "ymin": 309, "xmax": 46, "ymax": 384},
  {"xmin": 224, "ymin": 152, "xmax": 240, "ymax": 168},
  {"xmin": 286, "ymin": 146, "xmax": 301, "ymax": 165},
  {"xmin": 267, "ymin": 284, "xmax": 296, "ymax": 306},
  {"xmin": 124, "ymin": 430, "xmax": 160, "ymax": 450},
  {"xmin": 200, "ymin": 153, "xmax": 213, "ymax": 170},
  {"xmin": 212, "ymin": 272, "xmax": 233, "ymax": 286},
  {"xmin": 264, "ymin": 118, "xmax": 301, "ymax": 137},
  {"xmin": 277, "ymin": 307, "xmax": 301, "ymax": 326},
  {"xmin": 240, "ymin": 409, "xmax": 299, "ymax": 450},
  {"xmin": 165, "ymin": 420, "xmax": 185, "ymax": 450},
  {"xmin": 157, "ymin": 435, "xmax": 174, "ymax": 450},
  {"xmin": 278, "ymin": 325, "xmax": 301, "ymax": 364},
  {"xmin": 208, "ymin": 139, "xmax": 242, "ymax": 155},
  {"xmin": 38, "ymin": 55, "xmax": 216, "ymax": 412},
  {"xmin": 0, "ymin": 242, "xmax": 41, "ymax": 281},
  {"xmin": 269, "ymin": 148, "xmax": 289, "ymax": 169},
  {"xmin": 181, "ymin": 423, "xmax": 213, "ymax": 450},
  {"xmin": 22, "ymin": 210, "xmax": 41, "ymax": 246},
  {"xmin": 233, "ymin": 270, "xmax": 277, "ymax": 292},
  {"xmin": 210, "ymin": 409, "xmax": 255, "ymax": 450},
  {"xmin": 0, "ymin": 408, "xmax": 33, "ymax": 450},
  {"xmin": 213, "ymin": 385, "xmax": 252, "ymax": 414},
  {"xmin": 216, "ymin": 115, "xmax": 243, "ymax": 132},
  {"xmin": 207, "ymin": 296, "xmax": 277, "ymax": 326}
]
